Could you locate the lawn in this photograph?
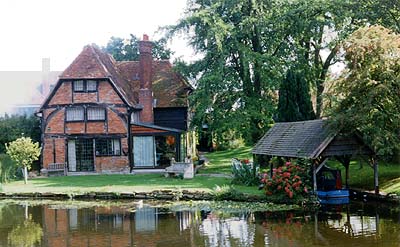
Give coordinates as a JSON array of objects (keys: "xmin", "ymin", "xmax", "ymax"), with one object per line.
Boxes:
[
  {"xmin": 199, "ymin": 146, "xmax": 253, "ymax": 174},
  {"xmin": 326, "ymin": 160, "xmax": 400, "ymax": 195},
  {"xmin": 2, "ymin": 174, "xmax": 263, "ymax": 196},
  {"xmin": 0, "ymin": 147, "xmax": 263, "ymax": 197},
  {"xmin": 2, "ymin": 146, "xmax": 398, "ymax": 197},
  {"xmin": 2, "ymin": 174, "xmax": 234, "ymax": 194}
]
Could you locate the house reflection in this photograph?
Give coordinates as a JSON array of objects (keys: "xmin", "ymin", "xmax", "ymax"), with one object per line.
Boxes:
[{"xmin": 1, "ymin": 201, "xmax": 397, "ymax": 247}]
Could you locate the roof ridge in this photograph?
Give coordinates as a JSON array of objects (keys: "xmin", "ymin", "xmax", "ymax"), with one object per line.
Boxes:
[{"xmin": 90, "ymin": 45, "xmax": 111, "ymax": 78}]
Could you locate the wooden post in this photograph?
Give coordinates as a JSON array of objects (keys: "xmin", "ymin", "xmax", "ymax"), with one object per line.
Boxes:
[
  {"xmin": 374, "ymin": 159, "xmax": 379, "ymax": 194},
  {"xmin": 313, "ymin": 162, "xmax": 317, "ymax": 193},
  {"xmin": 344, "ymin": 162, "xmax": 349, "ymax": 189},
  {"xmin": 270, "ymin": 162, "xmax": 273, "ymax": 178}
]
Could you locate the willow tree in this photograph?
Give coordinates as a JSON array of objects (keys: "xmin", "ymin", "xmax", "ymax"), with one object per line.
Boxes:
[{"xmin": 328, "ymin": 25, "xmax": 400, "ymax": 156}]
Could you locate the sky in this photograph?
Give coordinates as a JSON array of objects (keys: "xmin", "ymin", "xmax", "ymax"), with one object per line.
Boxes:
[
  {"xmin": 0, "ymin": 0, "xmax": 193, "ymax": 71},
  {"xmin": 0, "ymin": 0, "xmax": 195, "ymax": 113}
]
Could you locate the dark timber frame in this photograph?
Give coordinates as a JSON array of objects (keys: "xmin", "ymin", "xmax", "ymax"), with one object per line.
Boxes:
[{"xmin": 252, "ymin": 119, "xmax": 379, "ymax": 194}]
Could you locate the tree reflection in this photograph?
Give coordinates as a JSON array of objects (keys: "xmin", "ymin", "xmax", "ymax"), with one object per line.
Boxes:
[{"xmin": 8, "ymin": 215, "xmax": 43, "ymax": 247}]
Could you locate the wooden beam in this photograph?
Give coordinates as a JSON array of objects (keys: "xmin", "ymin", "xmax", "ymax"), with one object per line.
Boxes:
[
  {"xmin": 313, "ymin": 157, "xmax": 327, "ymax": 192},
  {"xmin": 373, "ymin": 159, "xmax": 379, "ymax": 194},
  {"xmin": 270, "ymin": 161, "xmax": 273, "ymax": 178},
  {"xmin": 336, "ymin": 155, "xmax": 351, "ymax": 188}
]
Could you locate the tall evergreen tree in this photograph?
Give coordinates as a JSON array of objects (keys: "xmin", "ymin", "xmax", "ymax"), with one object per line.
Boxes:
[{"xmin": 277, "ymin": 69, "xmax": 315, "ymax": 122}]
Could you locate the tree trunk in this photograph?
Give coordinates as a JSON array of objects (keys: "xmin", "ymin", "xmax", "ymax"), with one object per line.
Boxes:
[{"xmin": 23, "ymin": 166, "xmax": 28, "ymax": 184}]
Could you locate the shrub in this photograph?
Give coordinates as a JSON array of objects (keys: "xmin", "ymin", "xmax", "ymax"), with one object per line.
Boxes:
[
  {"xmin": 231, "ymin": 158, "xmax": 260, "ymax": 186},
  {"xmin": 0, "ymin": 153, "xmax": 22, "ymax": 183},
  {"xmin": 212, "ymin": 185, "xmax": 244, "ymax": 201},
  {"xmin": 261, "ymin": 160, "xmax": 311, "ymax": 199}
]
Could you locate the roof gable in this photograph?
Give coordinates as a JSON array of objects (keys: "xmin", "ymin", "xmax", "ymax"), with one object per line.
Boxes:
[
  {"xmin": 252, "ymin": 119, "xmax": 374, "ymax": 159},
  {"xmin": 252, "ymin": 119, "xmax": 335, "ymax": 159},
  {"xmin": 40, "ymin": 44, "xmax": 191, "ymax": 111}
]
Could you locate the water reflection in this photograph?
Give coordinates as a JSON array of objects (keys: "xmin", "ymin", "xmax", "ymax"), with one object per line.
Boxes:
[{"xmin": 0, "ymin": 200, "xmax": 398, "ymax": 247}]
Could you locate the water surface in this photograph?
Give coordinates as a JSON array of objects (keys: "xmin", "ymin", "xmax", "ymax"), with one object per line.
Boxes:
[{"xmin": 0, "ymin": 200, "xmax": 398, "ymax": 247}]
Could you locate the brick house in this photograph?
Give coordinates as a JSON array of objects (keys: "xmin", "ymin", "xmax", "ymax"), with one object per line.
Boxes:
[{"xmin": 37, "ymin": 35, "xmax": 193, "ymax": 173}]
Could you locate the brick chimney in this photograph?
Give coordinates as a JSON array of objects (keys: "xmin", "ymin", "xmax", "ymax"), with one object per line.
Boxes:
[{"xmin": 138, "ymin": 34, "xmax": 154, "ymax": 123}]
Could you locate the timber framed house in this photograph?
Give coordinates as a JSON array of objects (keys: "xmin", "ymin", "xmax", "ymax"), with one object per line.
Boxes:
[{"xmin": 37, "ymin": 35, "xmax": 193, "ymax": 173}]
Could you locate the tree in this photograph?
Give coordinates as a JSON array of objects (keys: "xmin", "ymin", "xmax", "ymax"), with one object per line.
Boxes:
[
  {"xmin": 277, "ymin": 69, "xmax": 315, "ymax": 122},
  {"xmin": 0, "ymin": 115, "xmax": 40, "ymax": 153},
  {"xmin": 328, "ymin": 25, "xmax": 400, "ymax": 156},
  {"xmin": 167, "ymin": 0, "xmax": 285, "ymax": 144},
  {"xmin": 6, "ymin": 137, "xmax": 40, "ymax": 184},
  {"xmin": 103, "ymin": 34, "xmax": 173, "ymax": 61},
  {"xmin": 167, "ymin": 0, "xmax": 400, "ymax": 146},
  {"xmin": 8, "ymin": 215, "xmax": 43, "ymax": 247}
]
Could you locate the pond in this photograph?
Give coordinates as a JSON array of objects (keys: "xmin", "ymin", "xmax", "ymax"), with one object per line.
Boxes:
[{"xmin": 0, "ymin": 200, "xmax": 398, "ymax": 247}]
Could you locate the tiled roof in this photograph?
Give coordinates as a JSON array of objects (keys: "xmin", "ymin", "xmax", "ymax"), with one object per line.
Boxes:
[
  {"xmin": 58, "ymin": 44, "xmax": 191, "ymax": 108},
  {"xmin": 117, "ymin": 60, "xmax": 191, "ymax": 108},
  {"xmin": 252, "ymin": 119, "xmax": 336, "ymax": 159},
  {"xmin": 59, "ymin": 45, "xmax": 136, "ymax": 106}
]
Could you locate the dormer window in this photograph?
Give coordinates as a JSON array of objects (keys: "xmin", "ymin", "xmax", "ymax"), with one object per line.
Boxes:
[
  {"xmin": 73, "ymin": 80, "xmax": 84, "ymax": 92},
  {"xmin": 73, "ymin": 80, "xmax": 98, "ymax": 92}
]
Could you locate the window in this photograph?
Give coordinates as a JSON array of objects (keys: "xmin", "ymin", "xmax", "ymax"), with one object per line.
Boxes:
[
  {"xmin": 66, "ymin": 107, "xmax": 84, "ymax": 121},
  {"xmin": 131, "ymin": 111, "xmax": 140, "ymax": 123},
  {"xmin": 87, "ymin": 80, "xmax": 97, "ymax": 92},
  {"xmin": 73, "ymin": 80, "xmax": 97, "ymax": 92},
  {"xmin": 95, "ymin": 139, "xmax": 121, "ymax": 156},
  {"xmin": 87, "ymin": 107, "xmax": 106, "ymax": 121},
  {"xmin": 73, "ymin": 80, "xmax": 84, "ymax": 92}
]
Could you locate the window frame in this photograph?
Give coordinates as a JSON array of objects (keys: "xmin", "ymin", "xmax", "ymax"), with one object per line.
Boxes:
[
  {"xmin": 87, "ymin": 107, "xmax": 106, "ymax": 122},
  {"xmin": 73, "ymin": 80, "xmax": 85, "ymax": 92},
  {"xmin": 95, "ymin": 138, "xmax": 121, "ymax": 156},
  {"xmin": 73, "ymin": 80, "xmax": 98, "ymax": 93},
  {"xmin": 65, "ymin": 107, "xmax": 85, "ymax": 122}
]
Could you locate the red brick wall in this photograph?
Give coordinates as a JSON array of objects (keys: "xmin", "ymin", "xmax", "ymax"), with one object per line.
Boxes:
[
  {"xmin": 55, "ymin": 138, "xmax": 66, "ymax": 163},
  {"xmin": 42, "ymin": 137, "xmax": 66, "ymax": 169},
  {"xmin": 108, "ymin": 109, "xmax": 127, "ymax": 133},
  {"xmin": 42, "ymin": 138, "xmax": 54, "ymax": 168},
  {"xmin": 98, "ymin": 81, "xmax": 124, "ymax": 104},
  {"xmin": 49, "ymin": 81, "xmax": 72, "ymax": 105},
  {"xmin": 86, "ymin": 122, "xmax": 106, "ymax": 134},
  {"xmin": 95, "ymin": 137, "xmax": 129, "ymax": 172},
  {"xmin": 43, "ymin": 108, "xmax": 56, "ymax": 120},
  {"xmin": 45, "ymin": 109, "xmax": 65, "ymax": 134},
  {"xmin": 73, "ymin": 92, "xmax": 97, "ymax": 103},
  {"xmin": 65, "ymin": 122, "xmax": 85, "ymax": 134},
  {"xmin": 139, "ymin": 89, "xmax": 154, "ymax": 123}
]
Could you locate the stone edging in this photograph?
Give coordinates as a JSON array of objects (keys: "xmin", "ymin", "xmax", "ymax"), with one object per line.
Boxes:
[{"xmin": 0, "ymin": 190, "xmax": 213, "ymax": 201}]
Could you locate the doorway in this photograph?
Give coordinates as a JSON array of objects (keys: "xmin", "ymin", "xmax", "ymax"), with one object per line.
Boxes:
[{"xmin": 68, "ymin": 139, "xmax": 94, "ymax": 172}]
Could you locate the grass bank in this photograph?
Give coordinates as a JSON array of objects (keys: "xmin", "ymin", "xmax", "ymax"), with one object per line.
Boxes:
[
  {"xmin": 327, "ymin": 160, "xmax": 400, "ymax": 195},
  {"xmin": 198, "ymin": 146, "xmax": 253, "ymax": 174},
  {"xmin": 2, "ymin": 147, "xmax": 398, "ymax": 198},
  {"xmin": 2, "ymin": 174, "xmax": 261, "ymax": 196}
]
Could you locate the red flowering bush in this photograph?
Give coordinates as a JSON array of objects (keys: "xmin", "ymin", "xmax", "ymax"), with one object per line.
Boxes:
[{"xmin": 261, "ymin": 160, "xmax": 310, "ymax": 199}]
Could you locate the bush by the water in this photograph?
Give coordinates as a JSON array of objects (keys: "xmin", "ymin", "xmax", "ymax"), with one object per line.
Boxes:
[
  {"xmin": 0, "ymin": 154, "xmax": 22, "ymax": 183},
  {"xmin": 231, "ymin": 158, "xmax": 260, "ymax": 186},
  {"xmin": 261, "ymin": 160, "xmax": 311, "ymax": 199}
]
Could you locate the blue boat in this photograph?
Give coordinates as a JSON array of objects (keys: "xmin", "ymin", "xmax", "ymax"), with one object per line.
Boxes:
[
  {"xmin": 317, "ymin": 166, "xmax": 349, "ymax": 202},
  {"xmin": 317, "ymin": 189, "xmax": 349, "ymax": 198}
]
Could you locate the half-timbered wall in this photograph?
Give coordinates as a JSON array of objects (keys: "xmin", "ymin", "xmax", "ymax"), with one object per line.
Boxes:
[{"xmin": 42, "ymin": 79, "xmax": 130, "ymax": 171}]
